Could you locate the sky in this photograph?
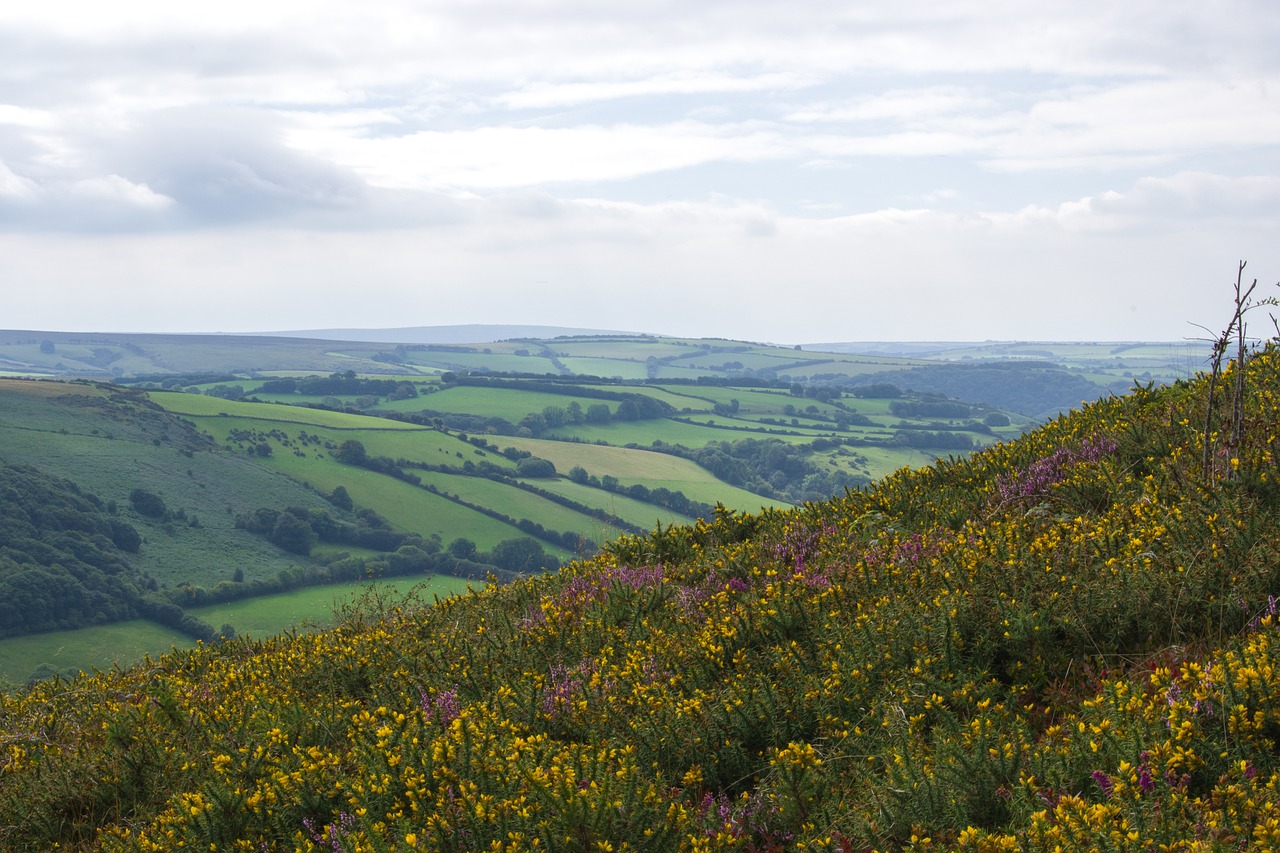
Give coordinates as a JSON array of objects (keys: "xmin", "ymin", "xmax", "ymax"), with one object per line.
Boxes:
[{"xmin": 1, "ymin": 1, "xmax": 1278, "ymax": 344}]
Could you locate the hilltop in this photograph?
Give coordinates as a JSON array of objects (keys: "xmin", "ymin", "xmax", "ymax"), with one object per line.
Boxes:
[{"xmin": 3, "ymin": 341, "xmax": 1280, "ymax": 849}]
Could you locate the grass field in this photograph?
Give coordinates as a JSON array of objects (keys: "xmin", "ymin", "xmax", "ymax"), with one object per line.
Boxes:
[
  {"xmin": 0, "ymin": 383, "xmax": 340, "ymax": 588},
  {"xmin": 151, "ymin": 392, "xmax": 423, "ymax": 430},
  {"xmin": 0, "ymin": 620, "xmax": 193, "ymax": 687},
  {"xmin": 188, "ymin": 574, "xmax": 478, "ymax": 639},
  {"xmin": 531, "ymin": 479, "xmax": 699, "ymax": 529},
  {"xmin": 494, "ymin": 437, "xmax": 793, "ymax": 509},
  {"xmin": 0, "ymin": 575, "xmax": 480, "ymax": 686},
  {"xmin": 398, "ymin": 386, "xmax": 617, "ymax": 422}
]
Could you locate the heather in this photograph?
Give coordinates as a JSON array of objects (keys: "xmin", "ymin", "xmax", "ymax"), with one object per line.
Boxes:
[{"xmin": 5, "ymin": 345, "xmax": 1280, "ymax": 851}]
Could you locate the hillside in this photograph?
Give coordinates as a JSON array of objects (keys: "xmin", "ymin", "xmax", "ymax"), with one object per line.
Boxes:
[
  {"xmin": 3, "ymin": 343, "xmax": 1280, "ymax": 849},
  {"xmin": 1, "ymin": 329, "xmax": 1189, "ymax": 421}
]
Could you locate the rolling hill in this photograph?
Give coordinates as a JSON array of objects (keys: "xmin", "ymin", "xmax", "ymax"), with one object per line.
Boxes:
[{"xmin": 1, "ymin": 336, "xmax": 1277, "ymax": 849}]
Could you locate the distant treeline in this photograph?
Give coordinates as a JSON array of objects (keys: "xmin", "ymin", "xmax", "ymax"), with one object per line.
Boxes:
[
  {"xmin": 0, "ymin": 462, "xmax": 149, "ymax": 638},
  {"xmin": 844, "ymin": 362, "xmax": 1128, "ymax": 417},
  {"xmin": 646, "ymin": 437, "xmax": 870, "ymax": 503},
  {"xmin": 233, "ymin": 501, "xmax": 557, "ymax": 586}
]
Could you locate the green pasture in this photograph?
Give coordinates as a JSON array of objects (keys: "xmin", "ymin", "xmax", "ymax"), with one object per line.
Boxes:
[
  {"xmin": 651, "ymin": 363, "xmax": 739, "ymax": 381},
  {"xmin": 653, "ymin": 386, "xmax": 798, "ymax": 413},
  {"xmin": 172, "ymin": 407, "xmax": 533, "ymax": 547},
  {"xmin": 493, "ymin": 437, "xmax": 792, "ymax": 509},
  {"xmin": 558, "ymin": 358, "xmax": 651, "ymax": 379},
  {"xmin": 412, "ymin": 469, "xmax": 599, "ymax": 542},
  {"xmin": 0, "ymin": 387, "xmax": 337, "ymax": 588},
  {"xmin": 0, "ymin": 620, "xmax": 194, "ymax": 687},
  {"xmin": 151, "ymin": 392, "xmax": 422, "ymax": 430},
  {"xmin": 677, "ymin": 351, "xmax": 816, "ymax": 373},
  {"xmin": 188, "ymin": 575, "xmax": 478, "ymax": 640},
  {"xmin": 181, "ymin": 407, "xmax": 475, "ymax": 469},
  {"xmin": 716, "ymin": 414, "xmax": 848, "ymax": 436},
  {"xmin": 402, "ymin": 351, "xmax": 554, "ymax": 373},
  {"xmin": 245, "ymin": 392, "xmax": 338, "ymax": 406},
  {"xmin": 242, "ymin": 443, "xmax": 531, "ymax": 548},
  {"xmin": 0, "ymin": 575, "xmax": 479, "ymax": 686},
  {"xmin": 0, "ymin": 370, "xmax": 54, "ymax": 378},
  {"xmin": 543, "ymin": 418, "xmax": 741, "ymax": 448},
  {"xmin": 572, "ymin": 384, "xmax": 707, "ymax": 412},
  {"xmin": 398, "ymin": 386, "xmax": 614, "ymax": 422},
  {"xmin": 546, "ymin": 339, "xmax": 696, "ymax": 360},
  {"xmin": 532, "ymin": 479, "xmax": 699, "ymax": 529}
]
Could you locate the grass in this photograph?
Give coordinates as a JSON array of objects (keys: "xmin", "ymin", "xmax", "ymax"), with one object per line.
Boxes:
[
  {"xmin": 0, "ymin": 621, "xmax": 194, "ymax": 686},
  {"xmin": 412, "ymin": 469, "xmax": 604, "ymax": 541},
  {"xmin": 8, "ymin": 342, "xmax": 1279, "ymax": 849},
  {"xmin": 531, "ymin": 478, "xmax": 698, "ymax": 529},
  {"xmin": 401, "ymin": 386, "xmax": 615, "ymax": 422},
  {"xmin": 0, "ymin": 576, "xmax": 480, "ymax": 686},
  {"xmin": 0, "ymin": 383, "xmax": 338, "ymax": 588},
  {"xmin": 543, "ymin": 417, "xmax": 746, "ymax": 448},
  {"xmin": 490, "ymin": 437, "xmax": 791, "ymax": 508},
  {"xmin": 150, "ymin": 392, "xmax": 423, "ymax": 430},
  {"xmin": 188, "ymin": 575, "xmax": 478, "ymax": 639}
]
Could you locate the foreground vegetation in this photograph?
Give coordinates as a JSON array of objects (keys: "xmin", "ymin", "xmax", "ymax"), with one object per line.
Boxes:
[{"xmin": 3, "ymin": 322, "xmax": 1280, "ymax": 848}]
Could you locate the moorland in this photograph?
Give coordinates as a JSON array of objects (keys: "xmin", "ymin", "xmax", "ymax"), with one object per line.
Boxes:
[{"xmin": 0, "ymin": 319, "xmax": 1278, "ymax": 848}]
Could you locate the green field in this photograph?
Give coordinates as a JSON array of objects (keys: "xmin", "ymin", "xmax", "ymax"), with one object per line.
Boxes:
[
  {"xmin": 0, "ymin": 575, "xmax": 478, "ymax": 685},
  {"xmin": 494, "ymin": 437, "xmax": 793, "ymax": 509},
  {"xmin": 188, "ymin": 575, "xmax": 478, "ymax": 639},
  {"xmin": 0, "ymin": 620, "xmax": 193, "ymax": 687},
  {"xmin": 152, "ymin": 392, "xmax": 423, "ymax": 430}
]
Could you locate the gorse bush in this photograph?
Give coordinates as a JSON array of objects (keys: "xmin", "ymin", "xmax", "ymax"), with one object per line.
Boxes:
[{"xmin": 7, "ymin": 342, "xmax": 1280, "ymax": 850}]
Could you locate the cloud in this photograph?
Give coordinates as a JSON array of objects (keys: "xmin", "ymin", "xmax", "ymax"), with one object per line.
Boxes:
[
  {"xmin": 0, "ymin": 161, "xmax": 38, "ymax": 200},
  {"xmin": 1011, "ymin": 173, "xmax": 1280, "ymax": 232},
  {"xmin": 0, "ymin": 0, "xmax": 1276, "ymax": 342},
  {"xmin": 985, "ymin": 78, "xmax": 1280, "ymax": 171},
  {"xmin": 287, "ymin": 121, "xmax": 792, "ymax": 191}
]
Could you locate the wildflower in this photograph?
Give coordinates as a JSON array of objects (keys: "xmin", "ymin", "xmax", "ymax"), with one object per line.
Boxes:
[
  {"xmin": 1137, "ymin": 754, "xmax": 1155, "ymax": 795},
  {"xmin": 1092, "ymin": 770, "xmax": 1114, "ymax": 799}
]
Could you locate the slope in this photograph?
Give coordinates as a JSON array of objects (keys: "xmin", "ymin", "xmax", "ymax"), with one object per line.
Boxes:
[{"xmin": 3, "ymin": 344, "xmax": 1280, "ymax": 849}]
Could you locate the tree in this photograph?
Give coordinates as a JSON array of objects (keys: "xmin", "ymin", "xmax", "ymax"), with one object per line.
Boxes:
[
  {"xmin": 129, "ymin": 488, "xmax": 168, "ymax": 519},
  {"xmin": 329, "ymin": 485, "xmax": 354, "ymax": 511},
  {"xmin": 109, "ymin": 519, "xmax": 142, "ymax": 552},
  {"xmin": 491, "ymin": 537, "xmax": 548, "ymax": 573},
  {"xmin": 516, "ymin": 457, "xmax": 556, "ymax": 478},
  {"xmin": 585, "ymin": 404, "xmax": 612, "ymax": 423},
  {"xmin": 39, "ymin": 340, "xmax": 55, "ymax": 354},
  {"xmin": 336, "ymin": 440, "xmax": 367, "ymax": 465},
  {"xmin": 447, "ymin": 538, "xmax": 477, "ymax": 560},
  {"xmin": 568, "ymin": 465, "xmax": 590, "ymax": 484},
  {"xmin": 269, "ymin": 512, "xmax": 315, "ymax": 556}
]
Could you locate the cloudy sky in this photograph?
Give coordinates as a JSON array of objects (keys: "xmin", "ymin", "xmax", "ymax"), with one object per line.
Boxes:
[{"xmin": 1, "ymin": 1, "xmax": 1277, "ymax": 343}]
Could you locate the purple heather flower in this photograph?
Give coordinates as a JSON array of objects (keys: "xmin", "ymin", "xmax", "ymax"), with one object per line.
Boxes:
[{"xmin": 1092, "ymin": 770, "xmax": 1114, "ymax": 799}]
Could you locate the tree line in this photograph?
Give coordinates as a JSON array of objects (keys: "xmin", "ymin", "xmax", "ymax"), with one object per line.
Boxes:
[{"xmin": 0, "ymin": 462, "xmax": 149, "ymax": 637}]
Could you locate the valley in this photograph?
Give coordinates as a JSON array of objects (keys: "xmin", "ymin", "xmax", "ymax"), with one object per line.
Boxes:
[{"xmin": 0, "ymin": 329, "xmax": 1204, "ymax": 684}]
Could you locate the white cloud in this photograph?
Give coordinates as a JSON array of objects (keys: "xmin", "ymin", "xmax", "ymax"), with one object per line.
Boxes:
[
  {"xmin": 0, "ymin": 161, "xmax": 38, "ymax": 199},
  {"xmin": 286, "ymin": 122, "xmax": 792, "ymax": 191},
  {"xmin": 0, "ymin": 1, "xmax": 1276, "ymax": 337},
  {"xmin": 986, "ymin": 78, "xmax": 1280, "ymax": 171},
  {"xmin": 68, "ymin": 175, "xmax": 173, "ymax": 209}
]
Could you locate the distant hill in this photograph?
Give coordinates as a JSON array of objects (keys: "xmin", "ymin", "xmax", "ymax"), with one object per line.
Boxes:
[{"xmin": 240, "ymin": 324, "xmax": 646, "ymax": 344}]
